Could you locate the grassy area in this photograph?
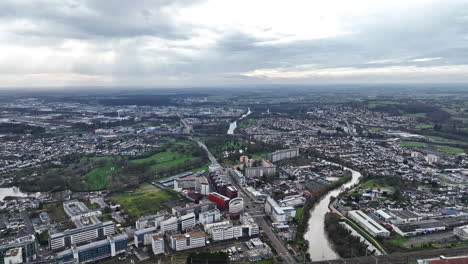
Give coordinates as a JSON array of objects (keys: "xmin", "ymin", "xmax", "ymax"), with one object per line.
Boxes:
[
  {"xmin": 426, "ymin": 135, "xmax": 466, "ymax": 145},
  {"xmin": 415, "ymin": 124, "xmax": 433, "ymax": 129},
  {"xmin": 86, "ymin": 167, "xmax": 116, "ymax": 190},
  {"xmin": 109, "ymin": 183, "xmax": 179, "ymax": 218},
  {"xmin": 386, "ymin": 235, "xmax": 408, "ymax": 246},
  {"xmin": 434, "ymin": 145, "xmax": 465, "ymax": 154},
  {"xmin": 397, "ymin": 141, "xmax": 427, "ymax": 147},
  {"xmin": 367, "ymin": 101, "xmax": 402, "ymax": 108},
  {"xmin": 295, "ymin": 207, "xmax": 303, "ymax": 220},
  {"xmin": 132, "ymin": 150, "xmax": 193, "ymax": 168},
  {"xmin": 369, "ymin": 127, "xmax": 384, "ymax": 132},
  {"xmin": 437, "ymin": 175, "xmax": 468, "ymax": 185},
  {"xmin": 238, "ymin": 118, "xmax": 256, "ymax": 128},
  {"xmin": 359, "ymin": 179, "xmax": 395, "ymax": 192},
  {"xmin": 249, "ymin": 152, "xmax": 269, "ymax": 159}
]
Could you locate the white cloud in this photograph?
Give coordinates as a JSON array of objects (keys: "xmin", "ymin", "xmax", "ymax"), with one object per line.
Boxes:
[{"xmin": 0, "ymin": 0, "xmax": 467, "ymax": 87}]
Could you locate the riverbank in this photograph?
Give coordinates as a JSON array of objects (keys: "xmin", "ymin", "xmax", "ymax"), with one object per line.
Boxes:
[
  {"xmin": 294, "ymin": 171, "xmax": 353, "ymax": 260},
  {"xmin": 324, "ymin": 212, "xmax": 370, "ymax": 258}
]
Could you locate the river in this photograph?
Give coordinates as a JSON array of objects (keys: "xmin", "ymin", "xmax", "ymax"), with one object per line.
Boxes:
[
  {"xmin": 0, "ymin": 187, "xmax": 40, "ymax": 201},
  {"xmin": 304, "ymin": 168, "xmax": 362, "ymax": 261},
  {"xmin": 227, "ymin": 108, "xmax": 252, "ymax": 135}
]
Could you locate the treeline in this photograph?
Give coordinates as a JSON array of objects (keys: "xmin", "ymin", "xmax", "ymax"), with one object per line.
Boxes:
[
  {"xmin": 324, "ymin": 212, "xmax": 372, "ymax": 258},
  {"xmin": 193, "ymin": 122, "xmax": 230, "ymax": 134},
  {"xmin": 186, "ymin": 251, "xmax": 228, "ymax": 264},
  {"xmin": 372, "ymin": 103, "xmax": 451, "ymax": 123},
  {"xmin": 0, "ymin": 123, "xmax": 45, "ymax": 134}
]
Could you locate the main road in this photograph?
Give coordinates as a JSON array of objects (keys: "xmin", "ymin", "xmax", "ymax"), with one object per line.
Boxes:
[{"xmin": 182, "ymin": 114, "xmax": 297, "ymax": 263}]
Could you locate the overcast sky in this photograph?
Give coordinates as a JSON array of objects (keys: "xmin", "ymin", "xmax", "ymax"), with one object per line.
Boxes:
[{"xmin": 1, "ymin": 0, "xmax": 468, "ymax": 88}]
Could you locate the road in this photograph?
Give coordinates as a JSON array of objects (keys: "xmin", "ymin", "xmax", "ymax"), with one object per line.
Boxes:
[
  {"xmin": 20, "ymin": 209, "xmax": 35, "ymax": 235},
  {"xmin": 224, "ymin": 169, "xmax": 298, "ymax": 264},
  {"xmin": 191, "ymin": 131, "xmax": 297, "ymax": 263}
]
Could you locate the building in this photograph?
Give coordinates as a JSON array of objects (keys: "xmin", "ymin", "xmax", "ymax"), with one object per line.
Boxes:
[
  {"xmin": 56, "ymin": 235, "xmax": 128, "ymax": 264},
  {"xmin": 160, "ymin": 217, "xmax": 178, "ymax": 234},
  {"xmin": 392, "ymin": 220, "xmax": 446, "ymax": 237},
  {"xmin": 151, "ymin": 235, "xmax": 164, "ymax": 255},
  {"xmin": 387, "ymin": 210, "xmax": 422, "ymax": 223},
  {"xmin": 135, "ymin": 211, "xmax": 170, "ymax": 230},
  {"xmin": 240, "ymin": 213, "xmax": 260, "ymax": 236},
  {"xmin": 172, "ymin": 200, "xmax": 216, "ymax": 217},
  {"xmin": 426, "ymin": 154, "xmax": 440, "ymax": 164},
  {"xmin": 229, "ymin": 198, "xmax": 244, "ymax": 220},
  {"xmin": 245, "ymin": 161, "xmax": 276, "ymax": 178},
  {"xmin": 245, "ymin": 238, "xmax": 272, "ymax": 262},
  {"xmin": 209, "ymin": 192, "xmax": 230, "ymax": 210},
  {"xmin": 168, "ymin": 231, "xmax": 206, "ymax": 251},
  {"xmin": 134, "ymin": 227, "xmax": 157, "ymax": 247},
  {"xmin": 265, "ymin": 196, "xmax": 296, "ymax": 223},
  {"xmin": 3, "ymin": 248, "xmax": 22, "ymax": 264},
  {"xmin": 453, "ymin": 225, "xmax": 468, "ymax": 240},
  {"xmin": 63, "ymin": 200, "xmax": 101, "ymax": 221},
  {"xmin": 348, "ymin": 210, "xmax": 390, "ymax": 237},
  {"xmin": 174, "ymin": 177, "xmax": 210, "ymax": 195},
  {"xmin": 0, "ymin": 234, "xmax": 36, "ymax": 264},
  {"xmin": 179, "ymin": 213, "xmax": 196, "ymax": 231},
  {"xmin": 198, "ymin": 209, "xmax": 221, "ymax": 225},
  {"xmin": 268, "ymin": 148, "xmax": 299, "ymax": 163},
  {"xmin": 49, "ymin": 221, "xmax": 115, "ymax": 250}
]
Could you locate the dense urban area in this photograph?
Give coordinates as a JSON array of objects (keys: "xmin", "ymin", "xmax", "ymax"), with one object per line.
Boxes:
[{"xmin": 0, "ymin": 86, "xmax": 467, "ymax": 264}]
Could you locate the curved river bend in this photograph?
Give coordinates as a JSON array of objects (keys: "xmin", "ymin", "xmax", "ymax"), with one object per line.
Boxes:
[
  {"xmin": 227, "ymin": 108, "xmax": 252, "ymax": 135},
  {"xmin": 304, "ymin": 168, "xmax": 362, "ymax": 261}
]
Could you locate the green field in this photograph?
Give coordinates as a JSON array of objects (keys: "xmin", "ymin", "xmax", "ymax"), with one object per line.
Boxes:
[
  {"xmin": 359, "ymin": 179, "xmax": 395, "ymax": 192},
  {"xmin": 86, "ymin": 167, "xmax": 116, "ymax": 190},
  {"xmin": 434, "ymin": 145, "xmax": 465, "ymax": 154},
  {"xmin": 109, "ymin": 184, "xmax": 179, "ymax": 217},
  {"xmin": 397, "ymin": 141, "xmax": 427, "ymax": 147},
  {"xmin": 415, "ymin": 124, "xmax": 433, "ymax": 129},
  {"xmin": 367, "ymin": 101, "xmax": 402, "ymax": 108},
  {"xmin": 132, "ymin": 150, "xmax": 193, "ymax": 168},
  {"xmin": 295, "ymin": 207, "xmax": 303, "ymax": 220},
  {"xmin": 369, "ymin": 127, "xmax": 384, "ymax": 132},
  {"xmin": 438, "ymin": 175, "xmax": 468, "ymax": 185}
]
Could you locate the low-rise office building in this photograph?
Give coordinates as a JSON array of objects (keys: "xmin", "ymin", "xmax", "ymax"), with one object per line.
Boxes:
[
  {"xmin": 168, "ymin": 231, "xmax": 206, "ymax": 251},
  {"xmin": 56, "ymin": 235, "xmax": 128, "ymax": 264},
  {"xmin": 348, "ymin": 210, "xmax": 390, "ymax": 237},
  {"xmin": 49, "ymin": 221, "xmax": 115, "ymax": 250}
]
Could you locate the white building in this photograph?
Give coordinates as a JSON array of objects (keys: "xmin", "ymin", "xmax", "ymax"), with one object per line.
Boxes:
[
  {"xmin": 160, "ymin": 217, "xmax": 178, "ymax": 234},
  {"xmin": 264, "ymin": 196, "xmax": 296, "ymax": 223},
  {"xmin": 198, "ymin": 209, "xmax": 221, "ymax": 225},
  {"xmin": 348, "ymin": 210, "xmax": 390, "ymax": 237},
  {"xmin": 151, "ymin": 235, "xmax": 164, "ymax": 255},
  {"xmin": 180, "ymin": 213, "xmax": 196, "ymax": 231},
  {"xmin": 425, "ymin": 154, "xmax": 440, "ymax": 164},
  {"xmin": 169, "ymin": 231, "xmax": 206, "ymax": 251},
  {"xmin": 454, "ymin": 225, "xmax": 468, "ymax": 240},
  {"xmin": 4, "ymin": 248, "xmax": 22, "ymax": 264}
]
